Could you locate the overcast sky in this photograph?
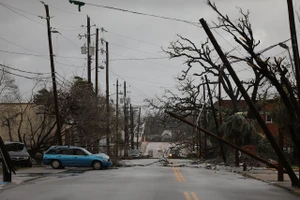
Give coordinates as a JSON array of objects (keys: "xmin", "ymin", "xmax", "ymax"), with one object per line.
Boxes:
[{"xmin": 0, "ymin": 0, "xmax": 299, "ymax": 106}]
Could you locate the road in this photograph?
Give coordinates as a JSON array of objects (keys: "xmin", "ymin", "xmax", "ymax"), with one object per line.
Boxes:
[{"xmin": 0, "ymin": 164, "xmax": 299, "ymax": 200}]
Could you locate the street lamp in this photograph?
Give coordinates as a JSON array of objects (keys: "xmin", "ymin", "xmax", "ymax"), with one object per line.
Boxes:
[{"xmin": 279, "ymin": 43, "xmax": 295, "ymax": 78}]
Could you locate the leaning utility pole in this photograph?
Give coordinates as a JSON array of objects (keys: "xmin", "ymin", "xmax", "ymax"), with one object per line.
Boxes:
[
  {"xmin": 105, "ymin": 41, "xmax": 110, "ymax": 154},
  {"xmin": 43, "ymin": 3, "xmax": 62, "ymax": 145},
  {"xmin": 124, "ymin": 81, "xmax": 129, "ymax": 157},
  {"xmin": 287, "ymin": 0, "xmax": 300, "ymax": 99},
  {"xmin": 115, "ymin": 79, "xmax": 119, "ymax": 156},
  {"xmin": 202, "ymin": 81, "xmax": 207, "ymax": 159},
  {"xmin": 136, "ymin": 107, "xmax": 141, "ymax": 149},
  {"xmin": 200, "ymin": 18, "xmax": 298, "ymax": 186},
  {"xmin": 130, "ymin": 104, "xmax": 134, "ymax": 150},
  {"xmin": 95, "ymin": 28, "xmax": 99, "ymax": 96},
  {"xmin": 286, "ymin": 1, "xmax": 300, "ymax": 186},
  {"xmin": 218, "ymin": 67, "xmax": 223, "ymax": 124},
  {"xmin": 87, "ymin": 16, "xmax": 91, "ymax": 84}
]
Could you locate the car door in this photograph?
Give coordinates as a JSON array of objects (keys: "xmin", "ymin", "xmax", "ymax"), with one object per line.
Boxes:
[
  {"xmin": 57, "ymin": 148, "xmax": 73, "ymax": 166},
  {"xmin": 73, "ymin": 149, "xmax": 90, "ymax": 167}
]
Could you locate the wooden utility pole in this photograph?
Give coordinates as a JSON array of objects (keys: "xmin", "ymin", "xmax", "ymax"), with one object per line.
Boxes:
[
  {"xmin": 203, "ymin": 81, "xmax": 207, "ymax": 159},
  {"xmin": 137, "ymin": 107, "xmax": 141, "ymax": 149},
  {"xmin": 130, "ymin": 104, "xmax": 134, "ymax": 150},
  {"xmin": 286, "ymin": 0, "xmax": 300, "ymax": 186},
  {"xmin": 105, "ymin": 41, "xmax": 110, "ymax": 154},
  {"xmin": 192, "ymin": 113, "xmax": 196, "ymax": 154},
  {"xmin": 87, "ymin": 16, "xmax": 91, "ymax": 84},
  {"xmin": 95, "ymin": 28, "xmax": 99, "ymax": 96},
  {"xmin": 200, "ymin": 18, "xmax": 298, "ymax": 186},
  {"xmin": 124, "ymin": 81, "xmax": 129, "ymax": 157},
  {"xmin": 115, "ymin": 79, "xmax": 119, "ymax": 156},
  {"xmin": 44, "ymin": 3, "xmax": 62, "ymax": 145},
  {"xmin": 218, "ymin": 67, "xmax": 223, "ymax": 124},
  {"xmin": 287, "ymin": 0, "xmax": 300, "ymax": 99},
  {"xmin": 205, "ymin": 76, "xmax": 226, "ymax": 162},
  {"xmin": 278, "ymin": 129, "xmax": 284, "ymax": 181}
]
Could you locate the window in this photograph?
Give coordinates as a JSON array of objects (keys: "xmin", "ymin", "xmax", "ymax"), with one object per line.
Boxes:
[
  {"xmin": 56, "ymin": 148, "xmax": 72, "ymax": 155},
  {"xmin": 5, "ymin": 143, "xmax": 24, "ymax": 152},
  {"xmin": 265, "ymin": 113, "xmax": 272, "ymax": 123},
  {"xmin": 74, "ymin": 149, "xmax": 87, "ymax": 156}
]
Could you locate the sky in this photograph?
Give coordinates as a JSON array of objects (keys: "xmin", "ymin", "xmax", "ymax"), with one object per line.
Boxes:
[{"xmin": 0, "ymin": 0, "xmax": 299, "ymax": 108}]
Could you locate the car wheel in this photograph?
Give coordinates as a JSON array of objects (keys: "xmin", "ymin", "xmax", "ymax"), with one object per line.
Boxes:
[
  {"xmin": 92, "ymin": 161, "xmax": 102, "ymax": 170},
  {"xmin": 51, "ymin": 160, "xmax": 61, "ymax": 169},
  {"xmin": 27, "ymin": 161, "xmax": 32, "ymax": 168}
]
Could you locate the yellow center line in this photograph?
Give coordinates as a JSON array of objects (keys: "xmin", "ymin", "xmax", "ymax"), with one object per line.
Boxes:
[
  {"xmin": 184, "ymin": 192, "xmax": 192, "ymax": 200},
  {"xmin": 191, "ymin": 192, "xmax": 199, "ymax": 200},
  {"xmin": 175, "ymin": 167, "xmax": 186, "ymax": 182},
  {"xmin": 173, "ymin": 166, "xmax": 181, "ymax": 182}
]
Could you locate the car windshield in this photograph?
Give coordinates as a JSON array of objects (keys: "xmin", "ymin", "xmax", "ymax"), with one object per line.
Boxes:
[{"xmin": 5, "ymin": 143, "xmax": 25, "ymax": 152}]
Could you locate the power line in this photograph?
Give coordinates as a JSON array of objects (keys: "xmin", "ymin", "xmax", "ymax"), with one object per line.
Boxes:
[
  {"xmin": 56, "ymin": 72, "xmax": 73, "ymax": 85},
  {"xmin": 0, "ymin": 49, "xmax": 48, "ymax": 58},
  {"xmin": 82, "ymin": 2, "xmax": 201, "ymax": 28},
  {"xmin": 110, "ymin": 57, "xmax": 169, "ymax": 61},
  {"xmin": 59, "ymin": 33, "xmax": 81, "ymax": 48},
  {"xmin": 0, "ymin": 36, "xmax": 42, "ymax": 54},
  {"xmin": 109, "ymin": 69, "xmax": 151, "ymax": 99},
  {"xmin": 105, "ymin": 30, "xmax": 161, "ymax": 47},
  {"xmin": 109, "ymin": 42, "xmax": 163, "ymax": 57},
  {"xmin": 56, "ymin": 55, "xmax": 86, "ymax": 60},
  {"xmin": 48, "ymin": 3, "xmax": 86, "ymax": 17},
  {"xmin": 0, "ymin": 68, "xmax": 50, "ymax": 81},
  {"xmin": 0, "ymin": 49, "xmax": 84, "ymax": 67},
  {"xmin": 109, "ymin": 51, "xmax": 183, "ymax": 69},
  {"xmin": 0, "ymin": 64, "xmax": 50, "ymax": 75},
  {"xmin": 0, "ymin": 2, "xmax": 85, "ymax": 32},
  {"xmin": 0, "ymin": 2, "xmax": 46, "ymax": 26}
]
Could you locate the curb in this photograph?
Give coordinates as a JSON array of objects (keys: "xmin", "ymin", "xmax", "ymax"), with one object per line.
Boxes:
[{"xmin": 237, "ymin": 171, "xmax": 300, "ymax": 197}]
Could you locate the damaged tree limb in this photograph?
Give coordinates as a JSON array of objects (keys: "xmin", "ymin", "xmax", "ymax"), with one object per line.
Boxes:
[
  {"xmin": 200, "ymin": 18, "xmax": 298, "ymax": 187},
  {"xmin": 166, "ymin": 111, "xmax": 278, "ymax": 169}
]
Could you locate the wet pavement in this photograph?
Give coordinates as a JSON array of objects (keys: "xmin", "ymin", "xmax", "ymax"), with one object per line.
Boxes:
[
  {"xmin": 0, "ymin": 163, "xmax": 299, "ymax": 200},
  {"xmin": 0, "ymin": 159, "xmax": 299, "ymax": 198}
]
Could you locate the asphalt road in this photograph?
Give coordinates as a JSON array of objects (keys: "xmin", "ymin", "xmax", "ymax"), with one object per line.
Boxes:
[{"xmin": 0, "ymin": 165, "xmax": 299, "ymax": 200}]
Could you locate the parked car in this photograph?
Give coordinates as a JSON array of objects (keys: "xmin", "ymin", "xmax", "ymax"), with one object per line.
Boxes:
[
  {"xmin": 43, "ymin": 146, "xmax": 112, "ymax": 170},
  {"xmin": 4, "ymin": 141, "xmax": 32, "ymax": 167},
  {"xmin": 129, "ymin": 149, "xmax": 142, "ymax": 159}
]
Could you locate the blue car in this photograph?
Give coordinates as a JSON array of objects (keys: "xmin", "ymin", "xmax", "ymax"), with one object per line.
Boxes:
[{"xmin": 43, "ymin": 146, "xmax": 112, "ymax": 170}]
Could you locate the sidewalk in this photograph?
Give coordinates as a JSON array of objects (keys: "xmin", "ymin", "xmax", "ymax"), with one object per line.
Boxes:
[
  {"xmin": 235, "ymin": 167, "xmax": 300, "ymax": 196},
  {"xmin": 0, "ymin": 166, "xmax": 68, "ymax": 190}
]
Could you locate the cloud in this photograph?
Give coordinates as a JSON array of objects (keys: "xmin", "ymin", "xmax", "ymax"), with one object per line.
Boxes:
[{"xmin": 0, "ymin": 0, "xmax": 297, "ymax": 105}]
